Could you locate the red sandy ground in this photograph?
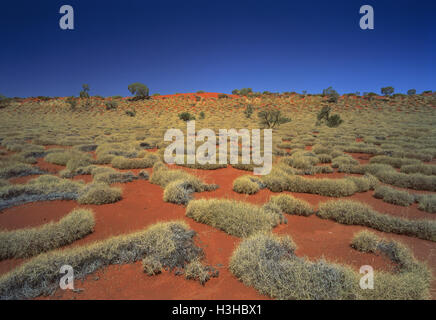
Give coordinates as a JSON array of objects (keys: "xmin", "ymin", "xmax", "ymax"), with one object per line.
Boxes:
[{"xmin": 1, "ymin": 151, "xmax": 435, "ymax": 299}]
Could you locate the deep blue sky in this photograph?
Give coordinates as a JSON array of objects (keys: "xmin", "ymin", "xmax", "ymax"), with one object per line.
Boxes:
[{"xmin": 0, "ymin": 0, "xmax": 434, "ymax": 97}]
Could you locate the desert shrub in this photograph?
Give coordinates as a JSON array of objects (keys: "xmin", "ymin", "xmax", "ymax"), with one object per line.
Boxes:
[
  {"xmin": 244, "ymin": 105, "xmax": 253, "ymax": 118},
  {"xmin": 186, "ymin": 199, "xmax": 284, "ymax": 237},
  {"xmin": 317, "ymin": 200, "xmax": 436, "ymax": 241},
  {"xmin": 125, "ymin": 109, "xmax": 136, "ymax": 117},
  {"xmin": 232, "ymin": 175, "xmax": 264, "ymax": 195},
  {"xmin": 128, "ymin": 82, "xmax": 149, "ymax": 98},
  {"xmin": 267, "ymin": 194, "xmax": 314, "ymax": 216},
  {"xmin": 0, "ymin": 208, "xmax": 94, "ymax": 259},
  {"xmin": 401, "ymin": 164, "xmax": 436, "ymax": 176},
  {"xmin": 105, "ymin": 101, "xmax": 118, "ymax": 110},
  {"xmin": 111, "ymin": 154, "xmax": 158, "ymax": 169},
  {"xmin": 77, "ymin": 183, "xmax": 122, "ymax": 205},
  {"xmin": 373, "ymin": 185, "xmax": 414, "ymax": 206},
  {"xmin": 417, "ymin": 195, "xmax": 436, "ymax": 213},
  {"xmin": 178, "ymin": 112, "xmax": 195, "ymax": 121},
  {"xmin": 0, "ymin": 221, "xmax": 203, "ymax": 299},
  {"xmin": 258, "ymin": 109, "xmax": 291, "ymax": 129}
]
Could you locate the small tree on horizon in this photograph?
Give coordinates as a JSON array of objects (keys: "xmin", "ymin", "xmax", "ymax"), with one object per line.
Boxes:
[
  {"xmin": 381, "ymin": 86, "xmax": 394, "ymax": 96},
  {"xmin": 407, "ymin": 89, "xmax": 416, "ymax": 95},
  {"xmin": 128, "ymin": 83, "xmax": 149, "ymax": 99}
]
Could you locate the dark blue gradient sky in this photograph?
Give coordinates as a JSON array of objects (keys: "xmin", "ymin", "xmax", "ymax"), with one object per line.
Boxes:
[{"xmin": 0, "ymin": 0, "xmax": 434, "ymax": 97}]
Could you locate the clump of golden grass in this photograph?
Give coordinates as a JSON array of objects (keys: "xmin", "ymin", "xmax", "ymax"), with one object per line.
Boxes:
[
  {"xmin": 0, "ymin": 162, "xmax": 43, "ymax": 179},
  {"xmin": 267, "ymin": 194, "xmax": 314, "ymax": 216},
  {"xmin": 111, "ymin": 153, "xmax": 159, "ymax": 169},
  {"xmin": 0, "ymin": 208, "xmax": 94, "ymax": 260},
  {"xmin": 77, "ymin": 182, "xmax": 122, "ymax": 205},
  {"xmin": 44, "ymin": 150, "xmax": 92, "ymax": 166},
  {"xmin": 417, "ymin": 195, "xmax": 436, "ymax": 213},
  {"xmin": 151, "ymin": 162, "xmax": 217, "ymax": 205},
  {"xmin": 91, "ymin": 166, "xmax": 137, "ymax": 184},
  {"xmin": 369, "ymin": 155, "xmax": 421, "ymax": 168},
  {"xmin": 0, "ymin": 221, "xmax": 204, "ymax": 299},
  {"xmin": 317, "ymin": 200, "xmax": 436, "ymax": 241},
  {"xmin": 186, "ymin": 198, "xmax": 284, "ymax": 237},
  {"xmin": 232, "ymin": 175, "xmax": 264, "ymax": 194},
  {"xmin": 0, "ymin": 175, "xmax": 84, "ymax": 210},
  {"xmin": 351, "ymin": 231, "xmax": 431, "ymax": 300},
  {"xmin": 373, "ymin": 185, "xmax": 414, "ymax": 206},
  {"xmin": 229, "ymin": 232, "xmax": 358, "ymax": 300},
  {"xmin": 230, "ymin": 231, "xmax": 431, "ymax": 300},
  {"xmin": 401, "ymin": 164, "xmax": 436, "ymax": 176},
  {"xmin": 184, "ymin": 259, "xmax": 219, "ymax": 285}
]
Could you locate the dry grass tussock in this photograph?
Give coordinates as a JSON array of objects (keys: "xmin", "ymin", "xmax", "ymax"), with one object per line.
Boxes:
[
  {"xmin": 0, "ymin": 221, "xmax": 208, "ymax": 299},
  {"xmin": 0, "ymin": 208, "xmax": 95, "ymax": 259},
  {"xmin": 230, "ymin": 231, "xmax": 431, "ymax": 299}
]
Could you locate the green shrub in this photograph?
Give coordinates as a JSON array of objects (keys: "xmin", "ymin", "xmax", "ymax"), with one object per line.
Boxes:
[{"xmin": 178, "ymin": 112, "xmax": 195, "ymax": 121}]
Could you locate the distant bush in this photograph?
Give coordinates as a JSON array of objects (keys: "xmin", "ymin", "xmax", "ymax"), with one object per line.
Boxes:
[
  {"xmin": 322, "ymin": 86, "xmax": 339, "ymax": 103},
  {"xmin": 218, "ymin": 93, "xmax": 229, "ymax": 99},
  {"xmin": 244, "ymin": 105, "xmax": 253, "ymax": 118},
  {"xmin": 178, "ymin": 112, "xmax": 195, "ymax": 121},
  {"xmin": 125, "ymin": 109, "xmax": 136, "ymax": 117},
  {"xmin": 232, "ymin": 88, "xmax": 253, "ymax": 96},
  {"xmin": 105, "ymin": 101, "xmax": 118, "ymax": 110},
  {"xmin": 128, "ymin": 82, "xmax": 149, "ymax": 99},
  {"xmin": 199, "ymin": 111, "xmax": 205, "ymax": 119},
  {"xmin": 66, "ymin": 96, "xmax": 77, "ymax": 111},
  {"xmin": 381, "ymin": 86, "xmax": 394, "ymax": 96},
  {"xmin": 316, "ymin": 106, "xmax": 343, "ymax": 127},
  {"xmin": 258, "ymin": 109, "xmax": 291, "ymax": 128}
]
